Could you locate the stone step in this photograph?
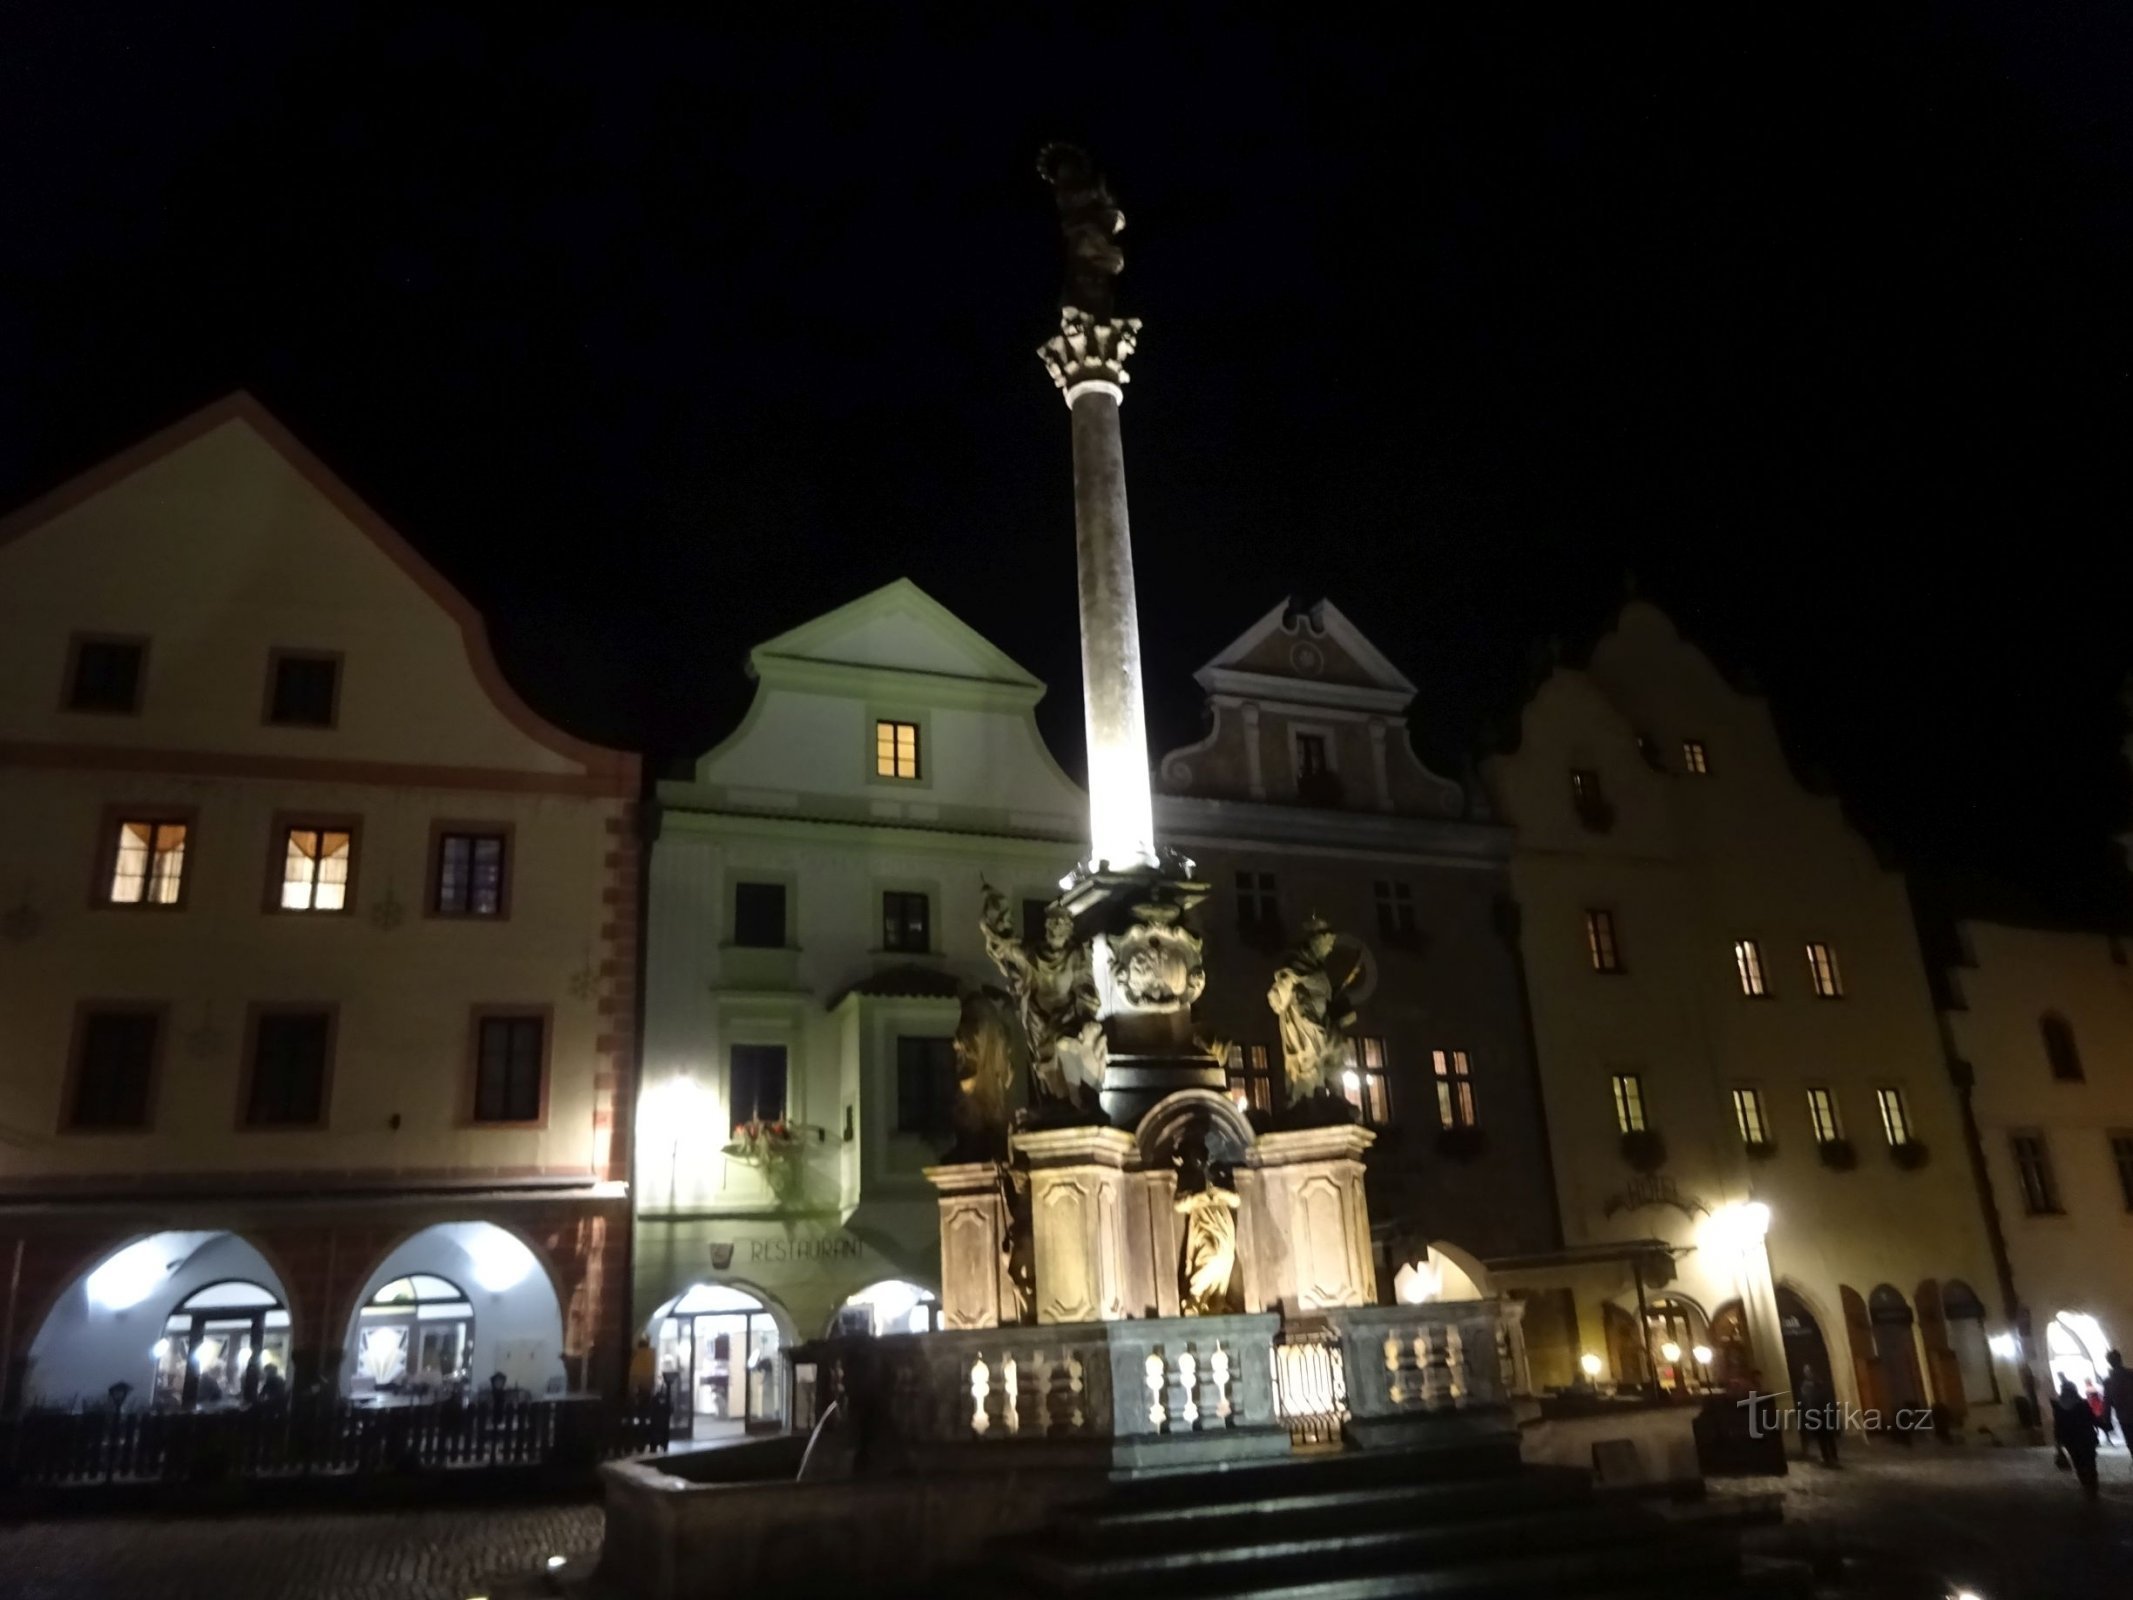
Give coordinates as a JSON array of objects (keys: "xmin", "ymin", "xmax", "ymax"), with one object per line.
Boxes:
[
  {"xmin": 1008, "ymin": 1499, "xmax": 1740, "ymax": 1597},
  {"xmin": 1091, "ymin": 1434, "xmax": 1526, "ymax": 1510}
]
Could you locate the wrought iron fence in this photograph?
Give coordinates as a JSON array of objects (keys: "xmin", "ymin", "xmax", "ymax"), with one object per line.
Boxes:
[{"xmin": 0, "ymin": 1394, "xmax": 669, "ymax": 1488}]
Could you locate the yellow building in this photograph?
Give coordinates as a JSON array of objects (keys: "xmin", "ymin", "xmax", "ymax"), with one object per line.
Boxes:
[
  {"xmin": 1483, "ymin": 602, "xmax": 2016, "ymax": 1431},
  {"xmin": 1942, "ymin": 921, "xmax": 2133, "ymax": 1404},
  {"xmin": 0, "ymin": 396, "xmax": 640, "ymax": 1407}
]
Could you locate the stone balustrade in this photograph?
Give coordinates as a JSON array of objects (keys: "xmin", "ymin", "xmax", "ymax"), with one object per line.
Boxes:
[{"xmin": 1325, "ymin": 1298, "xmax": 1524, "ymax": 1449}]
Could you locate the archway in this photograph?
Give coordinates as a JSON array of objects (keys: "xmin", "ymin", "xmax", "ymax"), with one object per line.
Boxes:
[
  {"xmin": 1775, "ymin": 1285, "xmax": 1835, "ymax": 1409},
  {"xmin": 341, "ymin": 1223, "xmax": 564, "ymax": 1399},
  {"xmin": 829, "ymin": 1279, "xmax": 939, "ymax": 1338},
  {"xmin": 25, "ymin": 1232, "xmax": 292, "ymax": 1409},
  {"xmin": 2046, "ymin": 1309, "xmax": 2111, "ymax": 1390},
  {"xmin": 1868, "ymin": 1284, "xmax": 1927, "ymax": 1413},
  {"xmin": 648, "ymin": 1283, "xmax": 789, "ymax": 1439},
  {"xmin": 1602, "ymin": 1302, "xmax": 1645, "ymax": 1390},
  {"xmin": 1647, "ymin": 1294, "xmax": 1714, "ymax": 1393},
  {"xmin": 1937, "ymin": 1280, "xmax": 1996, "ymax": 1408}
]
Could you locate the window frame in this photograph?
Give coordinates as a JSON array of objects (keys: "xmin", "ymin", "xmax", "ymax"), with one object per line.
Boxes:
[
  {"xmin": 1733, "ymin": 938, "xmax": 1769, "ymax": 997},
  {"xmin": 893, "ymin": 1035, "xmax": 958, "ymax": 1138},
  {"xmin": 880, "ymin": 889, "xmax": 932, "ymax": 955},
  {"xmin": 1806, "ymin": 1086, "xmax": 1844, "ymax": 1144},
  {"xmin": 1611, "ymin": 1072, "xmax": 1647, "ymax": 1134},
  {"xmin": 871, "ymin": 717, "xmax": 924, "ymax": 783},
  {"xmin": 728, "ymin": 1041, "xmax": 791, "ymax": 1126},
  {"xmin": 464, "ymin": 1006, "xmax": 552, "ymax": 1128},
  {"xmin": 1235, "ymin": 870, "xmax": 1281, "ymax": 930},
  {"xmin": 1226, "ymin": 1043, "xmax": 1277, "ymax": 1114},
  {"xmin": 1374, "ymin": 878, "xmax": 1419, "ymax": 941},
  {"xmin": 731, "ymin": 880, "xmax": 790, "ymax": 949},
  {"xmin": 2009, "ymin": 1131, "xmax": 2062, "ymax": 1217},
  {"xmin": 262, "ymin": 647, "xmax": 344, "ymax": 730},
  {"xmin": 1874, "ymin": 1085, "xmax": 1914, "ymax": 1148},
  {"xmin": 61, "ymin": 1001, "xmax": 167, "ymax": 1134},
  {"xmin": 63, "ymin": 632, "xmax": 149, "ymax": 716},
  {"xmin": 2039, "ymin": 1013, "xmax": 2084, "ymax": 1083},
  {"xmin": 1804, "ymin": 942, "xmax": 1844, "ymax": 999},
  {"xmin": 1680, "ymin": 739, "xmax": 1709, "ymax": 775},
  {"xmin": 1348, "ymin": 1036, "xmax": 1394, "ymax": 1127},
  {"xmin": 425, "ymin": 820, "xmax": 514, "ymax": 921},
  {"xmin": 92, "ymin": 805, "xmax": 197, "ymax": 911},
  {"xmin": 1585, "ymin": 908, "xmax": 1623, "ymax": 974},
  {"xmin": 1433, "ymin": 1048, "xmax": 1477, "ymax": 1131},
  {"xmin": 239, "ymin": 1004, "xmax": 338, "ymax": 1130},
  {"xmin": 266, "ymin": 813, "xmax": 362, "ymax": 915},
  {"xmin": 1732, "ymin": 1085, "xmax": 1770, "ymax": 1147}
]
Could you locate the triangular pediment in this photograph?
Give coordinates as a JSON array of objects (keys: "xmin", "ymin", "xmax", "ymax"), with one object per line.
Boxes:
[
  {"xmin": 749, "ymin": 578, "xmax": 1042, "ymax": 693},
  {"xmin": 1195, "ymin": 597, "xmax": 1415, "ymax": 710}
]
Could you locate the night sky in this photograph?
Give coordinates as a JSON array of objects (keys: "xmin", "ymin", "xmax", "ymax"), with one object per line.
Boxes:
[{"xmin": 7, "ymin": 6, "xmax": 2131, "ymax": 925}]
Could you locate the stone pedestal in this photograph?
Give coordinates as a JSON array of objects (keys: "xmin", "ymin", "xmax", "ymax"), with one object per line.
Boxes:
[
  {"xmin": 1014, "ymin": 1126, "xmax": 1137, "ymax": 1325},
  {"xmin": 923, "ymin": 1161, "xmax": 1015, "ymax": 1330},
  {"xmin": 1248, "ymin": 1125, "xmax": 1378, "ymax": 1313}
]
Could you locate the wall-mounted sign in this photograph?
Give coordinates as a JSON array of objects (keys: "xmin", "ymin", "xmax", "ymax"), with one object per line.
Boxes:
[{"xmin": 1601, "ymin": 1173, "xmax": 1709, "ymax": 1220}]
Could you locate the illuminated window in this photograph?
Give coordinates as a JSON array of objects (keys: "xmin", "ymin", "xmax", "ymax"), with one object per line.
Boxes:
[
  {"xmin": 67, "ymin": 636, "xmax": 145, "ymax": 713},
  {"xmin": 1805, "ymin": 942, "xmax": 1842, "ymax": 998},
  {"xmin": 1681, "ymin": 739, "xmax": 1709, "ymax": 775},
  {"xmin": 1346, "ymin": 1037, "xmax": 1393, "ymax": 1126},
  {"xmin": 2110, "ymin": 1134, "xmax": 2133, "ymax": 1214},
  {"xmin": 1733, "ymin": 938, "xmax": 1767, "ymax": 997},
  {"xmin": 882, "ymin": 890, "xmax": 930, "ymax": 953},
  {"xmin": 104, "ymin": 818, "xmax": 189, "ymax": 906},
  {"xmin": 1732, "ymin": 1087, "xmax": 1769, "ymax": 1146},
  {"xmin": 1875, "ymin": 1086, "xmax": 1914, "ymax": 1148},
  {"xmin": 1611, "ymin": 1072, "xmax": 1647, "ymax": 1134},
  {"xmin": 1434, "ymin": 1049, "xmax": 1476, "ymax": 1130},
  {"xmin": 434, "ymin": 830, "xmax": 507, "ymax": 917},
  {"xmin": 1236, "ymin": 870, "xmax": 1280, "ymax": 928},
  {"xmin": 2040, "ymin": 1013, "xmax": 2083, "ymax": 1082},
  {"xmin": 246, "ymin": 1010, "xmax": 331, "ymax": 1127},
  {"xmin": 1806, "ymin": 1087, "xmax": 1843, "ymax": 1144},
  {"xmin": 1585, "ymin": 909, "xmax": 1622, "ymax": 973},
  {"xmin": 2010, "ymin": 1132, "xmax": 2061, "ymax": 1216},
  {"xmin": 1374, "ymin": 879, "xmax": 1417, "ymax": 940},
  {"xmin": 473, "ymin": 1013, "xmax": 546, "ymax": 1124},
  {"xmin": 874, "ymin": 720, "xmax": 921, "ymax": 780},
  {"xmin": 68, "ymin": 1008, "xmax": 160, "ymax": 1130},
  {"xmin": 266, "ymin": 651, "xmax": 340, "ymax": 728},
  {"xmin": 894, "ymin": 1037, "xmax": 956, "ymax": 1137},
  {"xmin": 1227, "ymin": 1044, "xmax": 1276, "ymax": 1113},
  {"xmin": 279, "ymin": 827, "xmax": 353, "ymax": 912}
]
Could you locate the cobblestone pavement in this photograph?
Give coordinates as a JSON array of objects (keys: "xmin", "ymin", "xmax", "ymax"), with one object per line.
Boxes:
[
  {"xmin": 0, "ymin": 1498, "xmax": 603, "ymax": 1600},
  {"xmin": 1714, "ymin": 1438, "xmax": 2133, "ymax": 1598}
]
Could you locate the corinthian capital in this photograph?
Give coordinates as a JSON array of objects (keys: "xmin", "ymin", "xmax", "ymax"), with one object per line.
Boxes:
[{"xmin": 1038, "ymin": 307, "xmax": 1143, "ymax": 406}]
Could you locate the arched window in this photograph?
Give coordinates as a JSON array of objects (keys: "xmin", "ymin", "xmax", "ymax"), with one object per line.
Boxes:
[
  {"xmin": 830, "ymin": 1279, "xmax": 939, "ymax": 1337},
  {"xmin": 652, "ymin": 1284, "xmax": 786, "ymax": 1439},
  {"xmin": 2040, "ymin": 1014, "xmax": 2084, "ymax": 1082},
  {"xmin": 155, "ymin": 1280, "xmax": 289, "ymax": 1407},
  {"xmin": 355, "ymin": 1274, "xmax": 475, "ymax": 1391}
]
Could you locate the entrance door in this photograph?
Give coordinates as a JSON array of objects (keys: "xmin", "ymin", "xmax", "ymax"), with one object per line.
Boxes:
[
  {"xmin": 1776, "ymin": 1287, "xmax": 1834, "ymax": 1406},
  {"xmin": 691, "ymin": 1312, "xmax": 748, "ymax": 1427},
  {"xmin": 1869, "ymin": 1285, "xmax": 1926, "ymax": 1413}
]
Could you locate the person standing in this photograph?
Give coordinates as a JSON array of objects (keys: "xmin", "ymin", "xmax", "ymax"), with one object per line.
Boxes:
[
  {"xmin": 2053, "ymin": 1378, "xmax": 2102, "ymax": 1502},
  {"xmin": 2104, "ymin": 1350, "xmax": 2133, "ymax": 1455},
  {"xmin": 1797, "ymin": 1364, "xmax": 1840, "ymax": 1467}
]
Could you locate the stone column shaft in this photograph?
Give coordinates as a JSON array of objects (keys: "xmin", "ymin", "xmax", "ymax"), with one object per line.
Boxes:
[{"xmin": 1070, "ymin": 391, "xmax": 1157, "ymax": 870}]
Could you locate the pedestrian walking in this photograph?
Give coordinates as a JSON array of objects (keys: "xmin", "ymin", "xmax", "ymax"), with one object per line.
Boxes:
[
  {"xmin": 2053, "ymin": 1378, "xmax": 2102, "ymax": 1502},
  {"xmin": 2104, "ymin": 1350, "xmax": 2133, "ymax": 1455},
  {"xmin": 1797, "ymin": 1364, "xmax": 1841, "ymax": 1467},
  {"xmin": 2085, "ymin": 1378, "xmax": 2114, "ymax": 1444}
]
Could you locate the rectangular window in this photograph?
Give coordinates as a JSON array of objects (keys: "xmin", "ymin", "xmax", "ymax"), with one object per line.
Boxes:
[
  {"xmin": 472, "ymin": 1013, "xmax": 546, "ymax": 1123},
  {"xmin": 1585, "ymin": 909, "xmax": 1622, "ymax": 973},
  {"xmin": 2011, "ymin": 1132, "xmax": 2061, "ymax": 1216},
  {"xmin": 1433, "ymin": 1049, "xmax": 1476, "ymax": 1130},
  {"xmin": 1806, "ymin": 1086, "xmax": 1843, "ymax": 1144},
  {"xmin": 1347, "ymin": 1036, "xmax": 1393, "ymax": 1126},
  {"xmin": 1227, "ymin": 1044, "xmax": 1276, "ymax": 1114},
  {"xmin": 730, "ymin": 1043, "xmax": 789, "ymax": 1124},
  {"xmin": 1681, "ymin": 739, "xmax": 1709, "ymax": 775},
  {"xmin": 246, "ymin": 1010, "xmax": 331, "ymax": 1127},
  {"xmin": 1611, "ymin": 1072, "xmax": 1647, "ymax": 1134},
  {"xmin": 874, "ymin": 719, "xmax": 921, "ymax": 780},
  {"xmin": 894, "ymin": 1036, "xmax": 957, "ymax": 1137},
  {"xmin": 1570, "ymin": 768, "xmax": 1602, "ymax": 808},
  {"xmin": 433, "ymin": 829, "xmax": 508, "ymax": 917},
  {"xmin": 1374, "ymin": 879, "xmax": 1417, "ymax": 940},
  {"xmin": 1236, "ymin": 870, "xmax": 1280, "ymax": 928},
  {"xmin": 1875, "ymin": 1086, "xmax": 1914, "ymax": 1148},
  {"xmin": 1732, "ymin": 1086, "xmax": 1769, "ymax": 1146},
  {"xmin": 104, "ymin": 818, "xmax": 189, "ymax": 907},
  {"xmin": 1734, "ymin": 938, "xmax": 1768, "ymax": 997},
  {"xmin": 68, "ymin": 1008, "xmax": 160, "ymax": 1130},
  {"xmin": 266, "ymin": 651, "xmax": 340, "ymax": 728},
  {"xmin": 1296, "ymin": 733, "xmax": 1330, "ymax": 778},
  {"xmin": 732, "ymin": 881, "xmax": 788, "ymax": 948},
  {"xmin": 1805, "ymin": 942, "xmax": 1843, "ymax": 998},
  {"xmin": 279, "ymin": 826, "xmax": 354, "ymax": 912},
  {"xmin": 67, "ymin": 636, "xmax": 145, "ymax": 713},
  {"xmin": 1021, "ymin": 897, "xmax": 1051, "ymax": 948},
  {"xmin": 881, "ymin": 890, "xmax": 930, "ymax": 953},
  {"xmin": 2110, "ymin": 1133, "xmax": 2133, "ymax": 1214}
]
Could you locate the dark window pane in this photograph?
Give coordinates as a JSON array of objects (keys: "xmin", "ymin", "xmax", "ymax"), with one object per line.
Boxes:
[
  {"xmin": 73, "ymin": 1012, "xmax": 157, "ymax": 1128},
  {"xmin": 474, "ymin": 1016, "xmax": 544, "ymax": 1122},
  {"xmin": 269, "ymin": 656, "xmax": 339, "ymax": 726},
  {"xmin": 895, "ymin": 1036, "xmax": 957, "ymax": 1136},
  {"xmin": 435, "ymin": 831, "xmax": 506, "ymax": 916},
  {"xmin": 882, "ymin": 891, "xmax": 930, "ymax": 953},
  {"xmin": 249, "ymin": 1012, "xmax": 329, "ymax": 1125},
  {"xmin": 730, "ymin": 1044, "xmax": 789, "ymax": 1124},
  {"xmin": 69, "ymin": 640, "xmax": 143, "ymax": 712},
  {"xmin": 733, "ymin": 882, "xmax": 787, "ymax": 948}
]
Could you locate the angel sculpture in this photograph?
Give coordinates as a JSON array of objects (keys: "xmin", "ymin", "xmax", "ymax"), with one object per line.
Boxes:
[
  {"xmin": 980, "ymin": 883, "xmax": 1106, "ymax": 1117},
  {"xmin": 1267, "ymin": 913, "xmax": 1361, "ymax": 1112}
]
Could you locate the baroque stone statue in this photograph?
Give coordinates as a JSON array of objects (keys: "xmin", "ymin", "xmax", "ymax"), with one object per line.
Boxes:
[
  {"xmin": 945, "ymin": 988, "xmax": 1017, "ymax": 1162},
  {"xmin": 980, "ymin": 883, "xmax": 1105, "ymax": 1117},
  {"xmin": 1266, "ymin": 914, "xmax": 1361, "ymax": 1112},
  {"xmin": 1173, "ymin": 1139, "xmax": 1241, "ymax": 1316},
  {"xmin": 1036, "ymin": 142, "xmax": 1125, "ymax": 316}
]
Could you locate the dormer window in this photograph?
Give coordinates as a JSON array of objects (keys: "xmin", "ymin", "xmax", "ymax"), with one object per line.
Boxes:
[
  {"xmin": 1570, "ymin": 769, "xmax": 1613, "ymax": 832},
  {"xmin": 875, "ymin": 720, "xmax": 921, "ymax": 780}
]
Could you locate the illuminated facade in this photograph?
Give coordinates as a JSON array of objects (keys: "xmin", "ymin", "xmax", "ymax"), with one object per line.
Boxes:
[
  {"xmin": 1482, "ymin": 602, "xmax": 2016, "ymax": 1428},
  {"xmin": 0, "ymin": 397, "xmax": 640, "ymax": 1407},
  {"xmin": 1941, "ymin": 922, "xmax": 2133, "ymax": 1401}
]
